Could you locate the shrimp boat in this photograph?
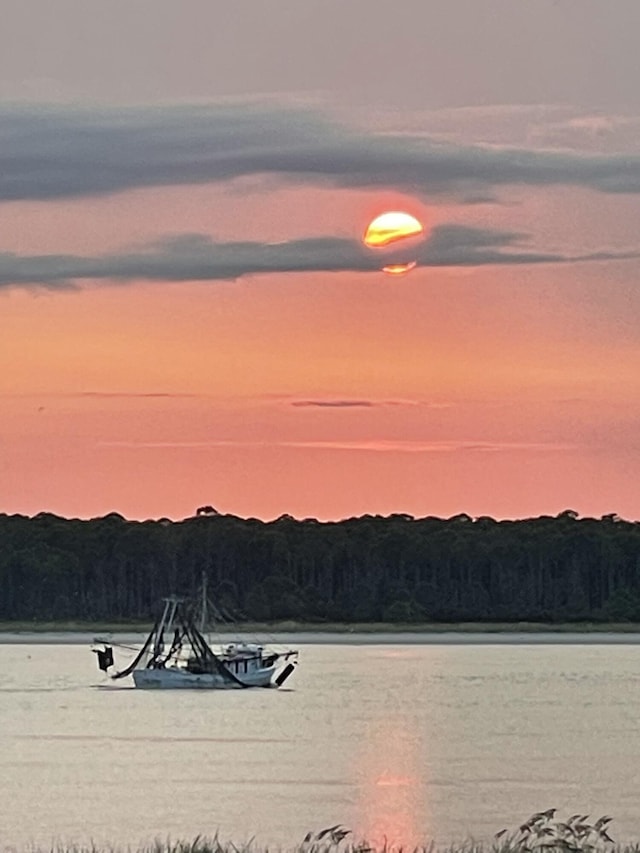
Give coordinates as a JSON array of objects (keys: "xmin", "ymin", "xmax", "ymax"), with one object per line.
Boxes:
[{"xmin": 91, "ymin": 584, "xmax": 299, "ymax": 689}]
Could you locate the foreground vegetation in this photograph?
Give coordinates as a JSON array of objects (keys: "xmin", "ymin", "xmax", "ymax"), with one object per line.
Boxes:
[
  {"xmin": 8, "ymin": 812, "xmax": 625, "ymax": 853},
  {"xmin": 3, "ymin": 509, "xmax": 640, "ymax": 624}
]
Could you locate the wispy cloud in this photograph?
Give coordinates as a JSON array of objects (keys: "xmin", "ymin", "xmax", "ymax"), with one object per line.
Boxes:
[
  {"xmin": 1, "ymin": 391, "xmax": 202, "ymax": 399},
  {"xmin": 291, "ymin": 400, "xmax": 376, "ymax": 408},
  {"xmin": 4, "ymin": 103, "xmax": 640, "ymax": 203},
  {"xmin": 77, "ymin": 391, "xmax": 200, "ymax": 399},
  {"xmin": 99, "ymin": 439, "xmax": 577, "ymax": 453},
  {"xmin": 1, "ymin": 225, "xmax": 637, "ymax": 289},
  {"xmin": 290, "ymin": 398, "xmax": 451, "ymax": 409},
  {"xmin": 2, "ymin": 391, "xmax": 453, "ymax": 408}
]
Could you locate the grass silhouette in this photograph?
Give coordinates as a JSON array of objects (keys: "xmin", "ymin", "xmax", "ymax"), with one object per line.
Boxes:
[{"xmin": 9, "ymin": 812, "xmax": 626, "ymax": 853}]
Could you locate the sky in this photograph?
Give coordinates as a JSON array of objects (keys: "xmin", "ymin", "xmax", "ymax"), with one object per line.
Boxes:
[{"xmin": 3, "ymin": 0, "xmax": 640, "ymax": 522}]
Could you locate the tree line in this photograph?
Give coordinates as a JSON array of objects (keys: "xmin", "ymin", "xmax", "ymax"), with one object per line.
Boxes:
[{"xmin": 2, "ymin": 508, "xmax": 640, "ymax": 623}]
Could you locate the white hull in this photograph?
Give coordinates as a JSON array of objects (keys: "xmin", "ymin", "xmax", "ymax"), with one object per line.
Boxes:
[{"xmin": 132, "ymin": 664, "xmax": 277, "ymax": 689}]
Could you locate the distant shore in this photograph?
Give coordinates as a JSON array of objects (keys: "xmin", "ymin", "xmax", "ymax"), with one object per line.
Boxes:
[
  {"xmin": 2, "ymin": 619, "xmax": 640, "ymax": 633},
  {"xmin": 3, "ymin": 619, "xmax": 640, "ymax": 645}
]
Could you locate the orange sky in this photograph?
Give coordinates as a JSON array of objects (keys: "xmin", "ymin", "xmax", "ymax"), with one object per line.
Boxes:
[
  {"xmin": 3, "ymin": 183, "xmax": 640, "ymax": 521},
  {"xmin": 3, "ymin": 2, "xmax": 640, "ymax": 522}
]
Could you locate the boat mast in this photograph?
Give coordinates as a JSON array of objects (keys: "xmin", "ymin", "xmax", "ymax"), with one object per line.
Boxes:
[
  {"xmin": 199, "ymin": 572, "xmax": 207, "ymax": 633},
  {"xmin": 154, "ymin": 596, "xmax": 179, "ymax": 659}
]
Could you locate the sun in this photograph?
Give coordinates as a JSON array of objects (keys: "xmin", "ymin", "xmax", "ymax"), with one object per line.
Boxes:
[
  {"xmin": 363, "ymin": 211, "xmax": 424, "ymax": 275},
  {"xmin": 382, "ymin": 262, "xmax": 417, "ymax": 275},
  {"xmin": 363, "ymin": 211, "xmax": 424, "ymax": 248}
]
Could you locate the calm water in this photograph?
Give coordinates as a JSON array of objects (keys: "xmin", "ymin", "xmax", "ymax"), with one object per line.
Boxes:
[{"xmin": 3, "ymin": 636, "xmax": 640, "ymax": 850}]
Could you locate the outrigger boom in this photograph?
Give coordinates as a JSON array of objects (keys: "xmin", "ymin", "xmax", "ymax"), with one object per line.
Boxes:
[{"xmin": 92, "ymin": 593, "xmax": 298, "ymax": 690}]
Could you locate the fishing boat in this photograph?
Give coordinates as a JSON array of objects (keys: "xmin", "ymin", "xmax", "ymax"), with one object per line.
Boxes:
[{"xmin": 91, "ymin": 583, "xmax": 298, "ymax": 689}]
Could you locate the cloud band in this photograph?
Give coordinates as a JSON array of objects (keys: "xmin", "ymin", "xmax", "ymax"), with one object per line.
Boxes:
[
  {"xmin": 1, "ymin": 225, "xmax": 636, "ymax": 289},
  {"xmin": 3, "ymin": 103, "xmax": 640, "ymax": 203}
]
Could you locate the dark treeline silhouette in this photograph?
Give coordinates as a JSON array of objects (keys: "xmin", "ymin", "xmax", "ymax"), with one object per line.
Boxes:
[{"xmin": 2, "ymin": 508, "xmax": 640, "ymax": 623}]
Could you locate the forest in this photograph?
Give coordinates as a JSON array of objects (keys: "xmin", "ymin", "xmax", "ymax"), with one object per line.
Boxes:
[{"xmin": 1, "ymin": 508, "xmax": 640, "ymax": 624}]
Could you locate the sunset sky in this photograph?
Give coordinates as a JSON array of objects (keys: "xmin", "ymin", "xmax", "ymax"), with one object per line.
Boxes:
[{"xmin": 3, "ymin": 0, "xmax": 640, "ymax": 522}]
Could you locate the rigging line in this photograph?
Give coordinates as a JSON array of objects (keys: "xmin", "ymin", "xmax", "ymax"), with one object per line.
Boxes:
[
  {"xmin": 232, "ymin": 607, "xmax": 287, "ymax": 652},
  {"xmin": 109, "ymin": 620, "xmax": 159, "ymax": 680},
  {"xmin": 187, "ymin": 620, "xmax": 249, "ymax": 689},
  {"xmin": 97, "ymin": 642, "xmax": 142, "ymax": 652},
  {"xmin": 189, "ymin": 621, "xmax": 220, "ymax": 664}
]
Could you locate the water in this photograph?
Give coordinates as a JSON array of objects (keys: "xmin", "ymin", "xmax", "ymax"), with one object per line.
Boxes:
[{"xmin": 2, "ymin": 636, "xmax": 640, "ymax": 850}]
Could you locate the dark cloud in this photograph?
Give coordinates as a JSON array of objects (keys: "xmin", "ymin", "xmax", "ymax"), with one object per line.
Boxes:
[
  {"xmin": 4, "ymin": 103, "xmax": 640, "ymax": 202},
  {"xmin": 0, "ymin": 225, "xmax": 637, "ymax": 288},
  {"xmin": 290, "ymin": 399, "xmax": 445, "ymax": 408}
]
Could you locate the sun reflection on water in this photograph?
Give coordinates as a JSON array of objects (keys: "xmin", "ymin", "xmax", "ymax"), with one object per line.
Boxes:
[{"xmin": 355, "ymin": 714, "xmax": 430, "ymax": 849}]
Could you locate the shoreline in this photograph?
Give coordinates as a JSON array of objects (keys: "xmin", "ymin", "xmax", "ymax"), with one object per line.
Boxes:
[
  {"xmin": 4, "ymin": 620, "xmax": 640, "ymax": 644},
  {"xmin": 2, "ymin": 619, "xmax": 640, "ymax": 634}
]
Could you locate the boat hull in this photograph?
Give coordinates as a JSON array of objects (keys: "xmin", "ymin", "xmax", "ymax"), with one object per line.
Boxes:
[{"xmin": 132, "ymin": 665, "xmax": 276, "ymax": 689}]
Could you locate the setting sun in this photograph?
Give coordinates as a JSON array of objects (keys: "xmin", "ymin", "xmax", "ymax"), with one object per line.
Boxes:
[
  {"xmin": 363, "ymin": 211, "xmax": 424, "ymax": 248},
  {"xmin": 382, "ymin": 262, "xmax": 417, "ymax": 275},
  {"xmin": 363, "ymin": 211, "xmax": 424, "ymax": 274}
]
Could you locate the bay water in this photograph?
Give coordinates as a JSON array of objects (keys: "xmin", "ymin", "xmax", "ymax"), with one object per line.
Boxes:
[{"xmin": 2, "ymin": 636, "xmax": 640, "ymax": 850}]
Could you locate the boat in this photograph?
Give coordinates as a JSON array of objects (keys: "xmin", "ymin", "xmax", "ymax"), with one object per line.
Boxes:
[{"xmin": 91, "ymin": 581, "xmax": 299, "ymax": 689}]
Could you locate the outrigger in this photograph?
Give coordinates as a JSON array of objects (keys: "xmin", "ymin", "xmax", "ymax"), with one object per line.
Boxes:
[{"xmin": 92, "ymin": 591, "xmax": 298, "ymax": 689}]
